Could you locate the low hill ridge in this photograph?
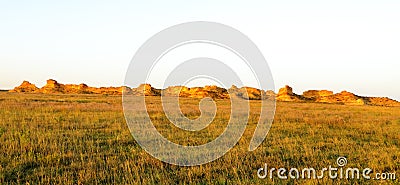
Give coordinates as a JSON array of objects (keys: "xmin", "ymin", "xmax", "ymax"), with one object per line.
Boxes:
[{"xmin": 9, "ymin": 80, "xmax": 400, "ymax": 106}]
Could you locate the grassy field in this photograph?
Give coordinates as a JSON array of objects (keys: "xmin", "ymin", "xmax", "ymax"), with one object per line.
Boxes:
[{"xmin": 0, "ymin": 92, "xmax": 399, "ymax": 184}]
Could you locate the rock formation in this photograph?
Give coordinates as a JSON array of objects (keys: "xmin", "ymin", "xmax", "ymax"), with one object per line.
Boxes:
[
  {"xmin": 64, "ymin": 83, "xmax": 90, "ymax": 94},
  {"xmin": 316, "ymin": 91, "xmax": 366, "ymax": 105},
  {"xmin": 163, "ymin": 85, "xmax": 229, "ymax": 99},
  {"xmin": 366, "ymin": 97, "xmax": 400, "ymax": 107},
  {"xmin": 303, "ymin": 90, "xmax": 333, "ymax": 99},
  {"xmin": 40, "ymin": 79, "xmax": 65, "ymax": 93},
  {"xmin": 10, "ymin": 81, "xmax": 39, "ymax": 92},
  {"xmin": 132, "ymin": 84, "xmax": 161, "ymax": 96},
  {"xmin": 89, "ymin": 86, "xmax": 125, "ymax": 95},
  {"xmin": 265, "ymin": 90, "xmax": 276, "ymax": 97},
  {"xmin": 276, "ymin": 85, "xmax": 304, "ymax": 102},
  {"xmin": 314, "ymin": 91, "xmax": 400, "ymax": 106},
  {"xmin": 7, "ymin": 80, "xmax": 400, "ymax": 107},
  {"xmin": 228, "ymin": 86, "xmax": 271, "ymax": 100}
]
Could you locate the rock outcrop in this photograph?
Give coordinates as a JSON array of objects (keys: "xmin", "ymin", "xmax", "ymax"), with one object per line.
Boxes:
[
  {"xmin": 8, "ymin": 80, "xmax": 400, "ymax": 107},
  {"xmin": 132, "ymin": 84, "xmax": 161, "ymax": 96},
  {"xmin": 64, "ymin": 84, "xmax": 91, "ymax": 94},
  {"xmin": 276, "ymin": 85, "xmax": 304, "ymax": 102},
  {"xmin": 274, "ymin": 85, "xmax": 400, "ymax": 106},
  {"xmin": 40, "ymin": 79, "xmax": 65, "ymax": 93},
  {"xmin": 314, "ymin": 91, "xmax": 400, "ymax": 106},
  {"xmin": 10, "ymin": 81, "xmax": 39, "ymax": 92},
  {"xmin": 88, "ymin": 86, "xmax": 125, "ymax": 95},
  {"xmin": 10, "ymin": 79, "xmax": 128, "ymax": 95},
  {"xmin": 366, "ymin": 97, "xmax": 400, "ymax": 107},
  {"xmin": 228, "ymin": 86, "xmax": 271, "ymax": 100},
  {"xmin": 303, "ymin": 90, "xmax": 334, "ymax": 99},
  {"xmin": 316, "ymin": 91, "xmax": 366, "ymax": 105},
  {"xmin": 163, "ymin": 85, "xmax": 229, "ymax": 99}
]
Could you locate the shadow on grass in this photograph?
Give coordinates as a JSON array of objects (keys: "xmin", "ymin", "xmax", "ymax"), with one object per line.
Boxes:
[{"xmin": 4, "ymin": 161, "xmax": 39, "ymax": 183}]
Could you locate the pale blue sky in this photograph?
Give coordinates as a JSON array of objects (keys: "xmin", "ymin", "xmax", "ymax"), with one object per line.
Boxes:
[{"xmin": 1, "ymin": 0, "xmax": 399, "ymax": 100}]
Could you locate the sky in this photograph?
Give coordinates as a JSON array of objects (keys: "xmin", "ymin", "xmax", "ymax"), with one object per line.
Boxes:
[{"xmin": 0, "ymin": 0, "xmax": 399, "ymax": 100}]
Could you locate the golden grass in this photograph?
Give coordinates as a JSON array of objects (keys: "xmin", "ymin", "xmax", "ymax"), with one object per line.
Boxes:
[{"xmin": 0, "ymin": 92, "xmax": 399, "ymax": 184}]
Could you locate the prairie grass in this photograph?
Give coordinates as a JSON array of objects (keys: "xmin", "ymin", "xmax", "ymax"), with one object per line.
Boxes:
[{"xmin": 0, "ymin": 92, "xmax": 399, "ymax": 184}]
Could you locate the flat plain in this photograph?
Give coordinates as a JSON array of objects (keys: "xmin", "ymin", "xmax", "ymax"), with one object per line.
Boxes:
[{"xmin": 0, "ymin": 92, "xmax": 399, "ymax": 184}]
